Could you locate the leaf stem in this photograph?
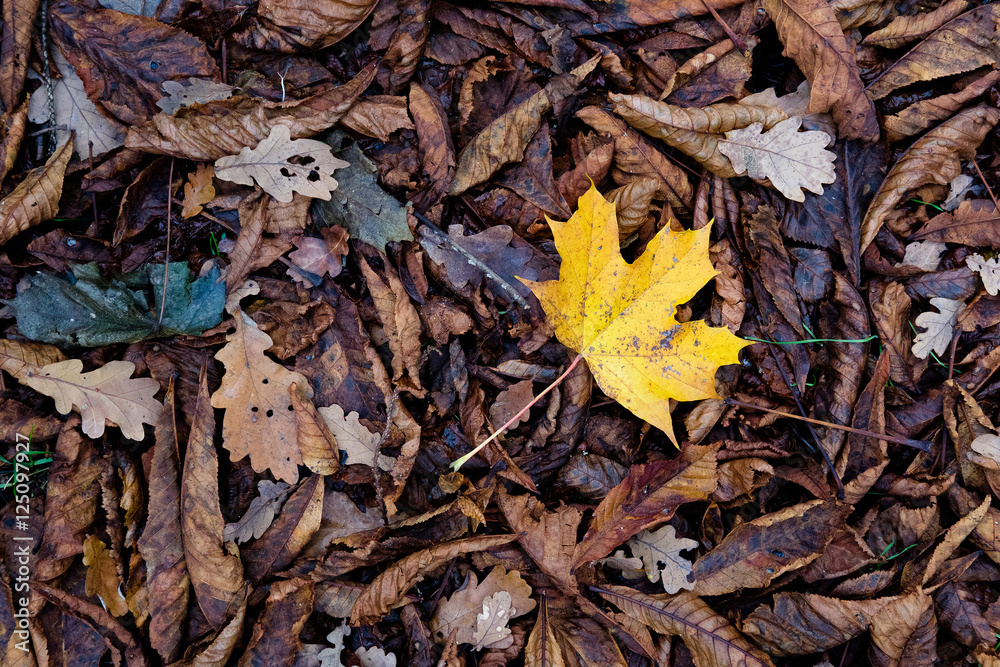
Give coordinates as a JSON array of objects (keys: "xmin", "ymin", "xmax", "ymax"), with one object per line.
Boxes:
[
  {"xmin": 724, "ymin": 397, "xmax": 930, "ymax": 451},
  {"xmin": 745, "ymin": 334, "xmax": 877, "ymax": 345},
  {"xmin": 451, "ymin": 354, "xmax": 583, "ymax": 471}
]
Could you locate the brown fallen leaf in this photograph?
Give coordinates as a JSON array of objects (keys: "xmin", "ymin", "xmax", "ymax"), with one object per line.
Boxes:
[
  {"xmin": 449, "ymin": 56, "xmax": 599, "ymax": 194},
  {"xmin": 573, "ymin": 445, "xmax": 718, "ymax": 567},
  {"xmin": 861, "ymin": 106, "xmax": 1000, "ymax": 252},
  {"xmin": 0, "ymin": 0, "xmax": 39, "ymax": 113},
  {"xmin": 157, "ymin": 78, "xmax": 236, "ymax": 116},
  {"xmin": 524, "ymin": 598, "xmax": 565, "ymax": 667},
  {"xmin": 287, "ymin": 226, "xmax": 349, "ymax": 285},
  {"xmin": 691, "ymin": 500, "xmax": 851, "ymax": 596},
  {"xmin": 317, "ymin": 403, "xmax": 392, "ymax": 471},
  {"xmin": 223, "ymin": 480, "xmax": 292, "ymax": 544},
  {"xmin": 211, "ymin": 310, "xmax": 310, "ymax": 483},
  {"xmin": 0, "ymin": 98, "xmax": 27, "ymax": 186},
  {"xmin": 627, "ymin": 525, "xmax": 698, "ymax": 594},
  {"xmin": 137, "ymin": 384, "xmax": 189, "ymax": 662},
  {"xmin": 0, "ymin": 138, "xmax": 72, "ymax": 245},
  {"xmin": 763, "ymin": 0, "xmax": 878, "ymax": 140},
  {"xmin": 243, "ymin": 475, "xmax": 324, "ymax": 582},
  {"xmin": 350, "ymin": 534, "xmax": 518, "ymax": 625},
  {"xmin": 182, "ymin": 364, "xmax": 246, "ymax": 629},
  {"xmin": 83, "ymin": 536, "xmax": 129, "ymax": 617},
  {"xmin": 597, "ymin": 586, "xmax": 775, "ymax": 667},
  {"xmin": 237, "ymin": 578, "xmax": 314, "ymax": 667},
  {"xmin": 869, "ymin": 591, "xmax": 936, "ymax": 666},
  {"xmin": 22, "ymin": 358, "xmax": 162, "ymax": 441},
  {"xmin": 431, "ymin": 566, "xmax": 535, "ymax": 649},
  {"xmin": 867, "ymin": 4, "xmax": 1000, "ymax": 100},
  {"xmin": 863, "ymin": 0, "xmax": 970, "ymax": 49},
  {"xmin": 232, "ymin": 0, "xmax": 377, "ymax": 51},
  {"xmin": 215, "ymin": 125, "xmax": 349, "ymax": 202},
  {"xmin": 181, "ymin": 164, "xmax": 215, "ymax": 219}
]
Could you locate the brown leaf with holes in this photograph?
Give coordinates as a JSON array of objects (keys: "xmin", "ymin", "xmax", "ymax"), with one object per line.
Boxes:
[
  {"xmin": 0, "ymin": 138, "xmax": 71, "ymax": 245},
  {"xmin": 211, "ymin": 310, "xmax": 310, "ymax": 483}
]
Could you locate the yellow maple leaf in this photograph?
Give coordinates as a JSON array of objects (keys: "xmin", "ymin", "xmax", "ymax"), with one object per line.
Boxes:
[{"xmin": 522, "ymin": 185, "xmax": 750, "ymax": 444}]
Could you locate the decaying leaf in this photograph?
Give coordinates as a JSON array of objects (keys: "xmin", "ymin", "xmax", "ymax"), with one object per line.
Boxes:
[
  {"xmin": 912, "ymin": 297, "xmax": 964, "ymax": 360},
  {"xmin": 22, "ymin": 359, "xmax": 162, "ymax": 440},
  {"xmin": 967, "ymin": 254, "xmax": 1000, "ymax": 295},
  {"xmin": 157, "ymin": 78, "xmax": 236, "ymax": 116},
  {"xmin": 717, "ymin": 118, "xmax": 837, "ymax": 201},
  {"xmin": 181, "ymin": 164, "xmax": 216, "ymax": 219},
  {"xmin": 215, "ymin": 125, "xmax": 349, "ymax": 202},
  {"xmin": 0, "ymin": 138, "xmax": 72, "ymax": 245},
  {"xmin": 223, "ymin": 480, "xmax": 293, "ymax": 544},
  {"xmin": 627, "ymin": 525, "xmax": 698, "ymax": 594},
  {"xmin": 287, "ymin": 226, "xmax": 349, "ymax": 285},
  {"xmin": 317, "ymin": 402, "xmax": 392, "ymax": 471},
  {"xmin": 523, "ymin": 185, "xmax": 750, "ymax": 444},
  {"xmin": 211, "ymin": 310, "xmax": 311, "ymax": 483},
  {"xmin": 83, "ymin": 536, "xmax": 129, "ymax": 617},
  {"xmin": 431, "ymin": 567, "xmax": 535, "ymax": 649}
]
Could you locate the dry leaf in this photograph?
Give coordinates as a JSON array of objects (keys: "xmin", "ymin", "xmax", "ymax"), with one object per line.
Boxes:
[
  {"xmin": 83, "ymin": 536, "xmax": 128, "ymax": 617},
  {"xmin": 317, "ymin": 403, "xmax": 393, "ymax": 471},
  {"xmin": 864, "ymin": 0, "xmax": 970, "ymax": 49},
  {"xmin": 912, "ymin": 297, "xmax": 965, "ymax": 360},
  {"xmin": 211, "ymin": 310, "xmax": 310, "ymax": 483},
  {"xmin": 762, "ymin": 0, "xmax": 878, "ymax": 140},
  {"xmin": 525, "ymin": 599, "xmax": 566, "ymax": 667},
  {"xmin": 896, "ymin": 241, "xmax": 946, "ymax": 271},
  {"xmin": 489, "ymin": 380, "xmax": 534, "ymax": 430},
  {"xmin": 431, "ymin": 567, "xmax": 535, "ymax": 649},
  {"xmin": 717, "ymin": 117, "xmax": 836, "ymax": 201},
  {"xmin": 972, "ymin": 434, "xmax": 1000, "ymax": 465},
  {"xmin": 214, "ymin": 125, "xmax": 349, "ymax": 202},
  {"xmin": 522, "ymin": 185, "xmax": 749, "ymax": 444},
  {"xmin": 22, "ymin": 359, "xmax": 162, "ymax": 440},
  {"xmin": 287, "ymin": 226, "xmax": 349, "ymax": 285},
  {"xmin": 223, "ymin": 480, "xmax": 293, "ymax": 544},
  {"xmin": 627, "ymin": 525, "xmax": 698, "ymax": 594},
  {"xmin": 27, "ymin": 48, "xmax": 126, "ymax": 156},
  {"xmin": 861, "ymin": 106, "xmax": 1000, "ymax": 252},
  {"xmin": 181, "ymin": 164, "xmax": 216, "ymax": 219},
  {"xmin": 157, "ymin": 78, "xmax": 236, "ymax": 116},
  {"xmin": 967, "ymin": 253, "xmax": 1000, "ymax": 295},
  {"xmin": 0, "ymin": 138, "xmax": 72, "ymax": 245},
  {"xmin": 231, "ymin": 0, "xmax": 378, "ymax": 51}
]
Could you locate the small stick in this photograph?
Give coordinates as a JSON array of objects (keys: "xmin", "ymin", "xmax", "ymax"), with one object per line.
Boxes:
[
  {"xmin": 702, "ymin": 1, "xmax": 748, "ymax": 54},
  {"xmin": 724, "ymin": 398, "xmax": 930, "ymax": 451},
  {"xmin": 157, "ymin": 158, "xmax": 174, "ymax": 327},
  {"xmin": 972, "ymin": 158, "xmax": 1000, "ymax": 216},
  {"xmin": 451, "ymin": 354, "xmax": 582, "ymax": 471},
  {"xmin": 88, "ymin": 142, "xmax": 98, "ymax": 229}
]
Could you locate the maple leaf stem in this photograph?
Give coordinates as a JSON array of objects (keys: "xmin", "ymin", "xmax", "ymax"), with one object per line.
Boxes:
[
  {"xmin": 451, "ymin": 354, "xmax": 583, "ymax": 471},
  {"xmin": 724, "ymin": 398, "xmax": 931, "ymax": 451}
]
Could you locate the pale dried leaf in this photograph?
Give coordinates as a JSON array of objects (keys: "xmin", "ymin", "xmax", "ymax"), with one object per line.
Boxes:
[
  {"xmin": 223, "ymin": 480, "xmax": 292, "ymax": 544},
  {"xmin": 627, "ymin": 525, "xmax": 698, "ymax": 594},
  {"xmin": 356, "ymin": 646, "xmax": 397, "ymax": 667},
  {"xmin": 912, "ymin": 297, "xmax": 964, "ymax": 359},
  {"xmin": 157, "ymin": 78, "xmax": 236, "ymax": 116},
  {"xmin": 473, "ymin": 592, "xmax": 515, "ymax": 650},
  {"xmin": 318, "ymin": 623, "xmax": 351, "ymax": 667},
  {"xmin": 967, "ymin": 253, "xmax": 1000, "ymax": 295},
  {"xmin": 211, "ymin": 310, "xmax": 310, "ymax": 483},
  {"xmin": 22, "ymin": 359, "xmax": 162, "ymax": 440},
  {"xmin": 215, "ymin": 125, "xmax": 349, "ymax": 202},
  {"xmin": 971, "ymin": 434, "xmax": 1000, "ymax": 465},
  {"xmin": 318, "ymin": 403, "xmax": 392, "ymax": 471},
  {"xmin": 27, "ymin": 49, "xmax": 125, "ymax": 156},
  {"xmin": 717, "ymin": 117, "xmax": 836, "ymax": 201},
  {"xmin": 896, "ymin": 241, "xmax": 946, "ymax": 271}
]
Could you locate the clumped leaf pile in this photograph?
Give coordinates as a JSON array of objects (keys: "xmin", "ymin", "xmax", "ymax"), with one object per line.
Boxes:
[{"xmin": 4, "ymin": 0, "xmax": 1000, "ymax": 665}]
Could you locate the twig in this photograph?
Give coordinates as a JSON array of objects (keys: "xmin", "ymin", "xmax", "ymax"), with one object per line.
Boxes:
[
  {"xmin": 451, "ymin": 354, "xmax": 582, "ymax": 471},
  {"xmin": 39, "ymin": 0, "xmax": 56, "ymax": 154},
  {"xmin": 702, "ymin": 0, "xmax": 748, "ymax": 53},
  {"xmin": 157, "ymin": 158, "xmax": 174, "ymax": 327},
  {"xmin": 724, "ymin": 398, "xmax": 930, "ymax": 451},
  {"xmin": 412, "ymin": 210, "xmax": 532, "ymax": 311},
  {"xmin": 88, "ymin": 142, "xmax": 98, "ymax": 229},
  {"xmin": 972, "ymin": 158, "xmax": 1000, "ymax": 216},
  {"xmin": 752, "ymin": 326, "xmax": 845, "ymax": 498}
]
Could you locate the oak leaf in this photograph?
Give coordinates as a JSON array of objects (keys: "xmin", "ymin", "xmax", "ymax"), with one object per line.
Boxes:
[
  {"xmin": 83, "ymin": 535, "xmax": 129, "ymax": 617},
  {"xmin": 627, "ymin": 525, "xmax": 698, "ymax": 594},
  {"xmin": 522, "ymin": 185, "xmax": 750, "ymax": 445},
  {"xmin": 181, "ymin": 163, "xmax": 215, "ymax": 219},
  {"xmin": 211, "ymin": 310, "xmax": 310, "ymax": 483},
  {"xmin": 717, "ymin": 117, "xmax": 836, "ymax": 201},
  {"xmin": 912, "ymin": 297, "xmax": 965, "ymax": 360},
  {"xmin": 22, "ymin": 359, "xmax": 162, "ymax": 440},
  {"xmin": 967, "ymin": 253, "xmax": 1000, "ymax": 296},
  {"xmin": 223, "ymin": 480, "xmax": 292, "ymax": 544},
  {"xmin": 214, "ymin": 125, "xmax": 349, "ymax": 203},
  {"xmin": 318, "ymin": 403, "xmax": 393, "ymax": 471},
  {"xmin": 157, "ymin": 78, "xmax": 236, "ymax": 116},
  {"xmin": 431, "ymin": 566, "xmax": 535, "ymax": 649}
]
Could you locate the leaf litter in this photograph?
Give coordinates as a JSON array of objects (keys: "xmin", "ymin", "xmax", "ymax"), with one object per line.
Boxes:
[{"xmin": 3, "ymin": 1, "xmax": 1000, "ymax": 665}]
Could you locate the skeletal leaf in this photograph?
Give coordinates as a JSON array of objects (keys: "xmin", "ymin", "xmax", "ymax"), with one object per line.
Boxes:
[
  {"xmin": 912, "ymin": 297, "xmax": 965, "ymax": 359},
  {"xmin": 22, "ymin": 359, "xmax": 162, "ymax": 440},
  {"xmin": 215, "ymin": 125, "xmax": 349, "ymax": 202},
  {"xmin": 717, "ymin": 117, "xmax": 836, "ymax": 201}
]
